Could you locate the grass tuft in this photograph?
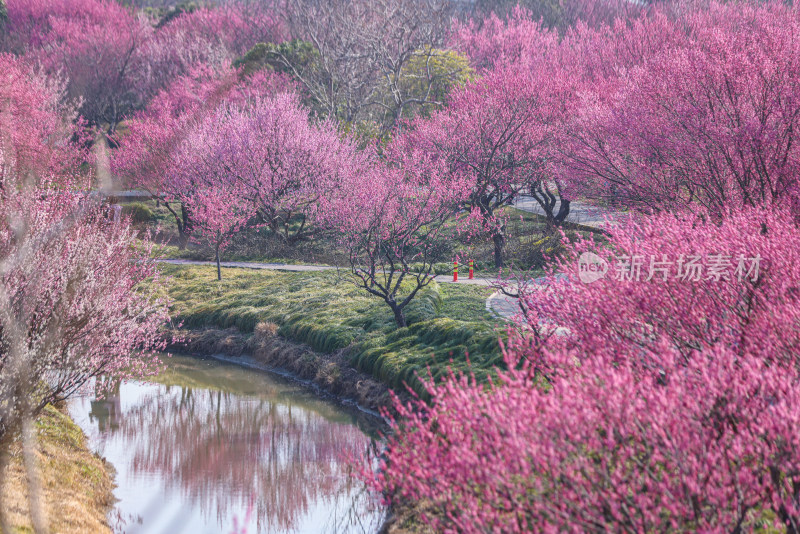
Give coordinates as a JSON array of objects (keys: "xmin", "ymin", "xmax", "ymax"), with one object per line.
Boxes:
[{"xmin": 162, "ymin": 265, "xmax": 503, "ymax": 393}]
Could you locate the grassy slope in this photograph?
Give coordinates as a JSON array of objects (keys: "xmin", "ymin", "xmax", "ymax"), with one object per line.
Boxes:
[
  {"xmin": 163, "ymin": 264, "xmax": 505, "ymax": 394},
  {"xmin": 1, "ymin": 405, "xmax": 114, "ymax": 534}
]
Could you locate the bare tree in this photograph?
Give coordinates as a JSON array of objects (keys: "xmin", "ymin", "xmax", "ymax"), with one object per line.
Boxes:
[{"xmin": 273, "ymin": 0, "xmax": 461, "ymax": 132}]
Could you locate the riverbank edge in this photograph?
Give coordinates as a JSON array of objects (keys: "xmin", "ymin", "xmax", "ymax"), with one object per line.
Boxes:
[
  {"xmin": 165, "ymin": 324, "xmax": 409, "ymax": 416},
  {"xmin": 1, "ymin": 404, "xmax": 116, "ymax": 533},
  {"xmin": 165, "ymin": 325, "xmax": 435, "ymax": 534}
]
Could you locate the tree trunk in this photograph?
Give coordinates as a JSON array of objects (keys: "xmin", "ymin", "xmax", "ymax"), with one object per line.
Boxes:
[
  {"xmin": 215, "ymin": 246, "xmax": 221, "ymax": 281},
  {"xmin": 179, "ymin": 204, "xmax": 190, "ymax": 250},
  {"xmin": 493, "ymin": 232, "xmax": 506, "ymax": 268},
  {"xmin": 554, "ymin": 199, "xmax": 571, "ymax": 223},
  {"xmin": 0, "ymin": 432, "xmax": 15, "ymax": 534},
  {"xmin": 177, "ymin": 230, "xmax": 189, "ymax": 250},
  {"xmin": 391, "ymin": 304, "xmax": 407, "ymax": 328}
]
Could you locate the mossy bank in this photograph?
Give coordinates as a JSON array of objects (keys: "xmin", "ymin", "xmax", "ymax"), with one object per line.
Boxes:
[
  {"xmin": 161, "ymin": 265, "xmax": 505, "ymax": 404},
  {"xmin": 0, "ymin": 405, "xmax": 115, "ymax": 534}
]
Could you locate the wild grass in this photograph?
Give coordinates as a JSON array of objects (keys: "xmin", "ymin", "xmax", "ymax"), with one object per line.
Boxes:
[
  {"xmin": 162, "ymin": 265, "xmax": 504, "ymax": 393},
  {"xmin": 1, "ymin": 405, "xmax": 115, "ymax": 534}
]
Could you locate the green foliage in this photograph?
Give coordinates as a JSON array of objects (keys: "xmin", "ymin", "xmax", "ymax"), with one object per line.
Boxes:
[
  {"xmin": 0, "ymin": 0, "xmax": 7, "ymax": 25},
  {"xmin": 162, "ymin": 265, "xmax": 501, "ymax": 394},
  {"xmin": 151, "ymin": 2, "xmax": 201, "ymax": 29},
  {"xmin": 234, "ymin": 40, "xmax": 319, "ymax": 79},
  {"xmin": 393, "ymin": 47, "xmax": 474, "ymax": 118},
  {"xmin": 338, "ymin": 120, "xmax": 383, "ymax": 148},
  {"xmin": 121, "ymin": 202, "xmax": 155, "ymax": 225}
]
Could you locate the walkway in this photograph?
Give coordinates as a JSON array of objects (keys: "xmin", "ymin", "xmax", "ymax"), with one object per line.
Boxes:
[
  {"xmin": 513, "ymin": 195, "xmax": 629, "ymax": 230},
  {"xmin": 159, "ymin": 259, "xmax": 521, "ymax": 319},
  {"xmin": 160, "ymin": 195, "xmax": 624, "ymax": 322}
]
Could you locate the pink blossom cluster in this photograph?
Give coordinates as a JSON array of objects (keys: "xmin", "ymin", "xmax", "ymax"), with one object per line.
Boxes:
[
  {"xmin": 2, "ymin": 0, "xmax": 284, "ymax": 131},
  {"xmin": 367, "ymin": 205, "xmax": 800, "ymax": 532},
  {"xmin": 0, "ymin": 54, "xmax": 171, "ymax": 439}
]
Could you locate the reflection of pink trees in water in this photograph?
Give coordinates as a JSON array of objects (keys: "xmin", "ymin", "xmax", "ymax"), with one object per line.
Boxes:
[{"xmin": 119, "ymin": 386, "xmax": 377, "ymax": 533}]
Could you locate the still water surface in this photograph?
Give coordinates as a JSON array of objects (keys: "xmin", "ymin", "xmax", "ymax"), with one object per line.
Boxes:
[{"xmin": 69, "ymin": 354, "xmax": 386, "ymax": 534}]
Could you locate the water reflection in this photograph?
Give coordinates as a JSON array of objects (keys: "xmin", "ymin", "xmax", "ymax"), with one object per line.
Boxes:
[{"xmin": 70, "ymin": 355, "xmax": 385, "ymax": 534}]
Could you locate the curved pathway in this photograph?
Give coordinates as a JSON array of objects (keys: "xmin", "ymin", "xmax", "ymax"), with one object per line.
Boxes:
[
  {"xmin": 158, "ymin": 258, "xmax": 521, "ymax": 319},
  {"xmin": 513, "ymin": 195, "xmax": 629, "ymax": 230}
]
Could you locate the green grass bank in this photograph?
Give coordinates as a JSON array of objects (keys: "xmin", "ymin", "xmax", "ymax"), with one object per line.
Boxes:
[{"xmin": 162, "ymin": 265, "xmax": 505, "ymax": 394}]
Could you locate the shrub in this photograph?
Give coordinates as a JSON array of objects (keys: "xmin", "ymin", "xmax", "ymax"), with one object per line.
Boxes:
[{"xmin": 121, "ymin": 202, "xmax": 155, "ymax": 225}]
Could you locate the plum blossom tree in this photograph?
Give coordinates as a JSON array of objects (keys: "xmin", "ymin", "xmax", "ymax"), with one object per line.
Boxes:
[
  {"xmin": 198, "ymin": 93, "xmax": 356, "ymax": 246},
  {"xmin": 171, "ymin": 107, "xmax": 257, "ymax": 279},
  {"xmin": 112, "ymin": 66, "xmax": 234, "ymax": 247},
  {"xmin": 561, "ymin": 1, "xmax": 800, "ymax": 216},
  {"xmin": 112, "ymin": 66, "xmax": 291, "ymax": 248},
  {"xmin": 0, "ymin": 54, "xmax": 80, "ymax": 184},
  {"xmin": 369, "ymin": 341, "xmax": 800, "ymax": 533},
  {"xmin": 4, "ymin": 0, "xmax": 154, "ymax": 134},
  {"xmin": 319, "ymin": 145, "xmax": 467, "ymax": 328},
  {"xmin": 366, "ymin": 205, "xmax": 800, "ymax": 532},
  {"xmin": 0, "ymin": 184, "xmax": 172, "ymax": 439},
  {"xmin": 0, "ymin": 54, "xmax": 170, "ymax": 532},
  {"xmin": 451, "ymin": 7, "xmax": 559, "ymax": 72},
  {"xmin": 182, "ymin": 185, "xmax": 253, "ymax": 281},
  {"xmin": 143, "ymin": 0, "xmax": 287, "ymax": 97},
  {"xmin": 405, "ymin": 65, "xmax": 565, "ymax": 267},
  {"xmin": 163, "ymin": 0, "xmax": 286, "ymax": 57},
  {"xmin": 461, "ymin": 0, "xmax": 648, "ymax": 32},
  {"xmin": 4, "ymin": 0, "xmax": 286, "ymax": 134},
  {"xmin": 518, "ymin": 207, "xmax": 800, "ymax": 361}
]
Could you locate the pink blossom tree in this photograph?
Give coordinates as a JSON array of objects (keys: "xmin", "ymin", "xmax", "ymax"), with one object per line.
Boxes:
[
  {"xmin": 142, "ymin": 0, "xmax": 287, "ymax": 98},
  {"xmin": 112, "ymin": 66, "xmax": 291, "ymax": 248},
  {"xmin": 319, "ymin": 144, "xmax": 468, "ymax": 328},
  {"xmin": 451, "ymin": 7, "xmax": 559, "ymax": 72},
  {"xmin": 366, "ymin": 205, "xmax": 800, "ymax": 532},
  {"xmin": 182, "ymin": 185, "xmax": 253, "ymax": 281},
  {"xmin": 0, "ymin": 54, "xmax": 171, "ymax": 531},
  {"xmin": 0, "ymin": 54, "xmax": 76, "ymax": 183},
  {"xmin": 405, "ymin": 65, "xmax": 566, "ymax": 267},
  {"xmin": 5, "ymin": 0, "xmax": 154, "ymax": 134},
  {"xmin": 517, "ymin": 207, "xmax": 800, "ymax": 362},
  {"xmin": 4, "ymin": 0, "xmax": 286, "ymax": 134},
  {"xmin": 154, "ymin": 0, "xmax": 286, "ymax": 58},
  {"xmin": 112, "ymin": 66, "xmax": 231, "ymax": 247},
  {"xmin": 199, "ymin": 93, "xmax": 356, "ymax": 246},
  {"xmin": 561, "ymin": 1, "xmax": 800, "ymax": 216},
  {"xmin": 369, "ymin": 341, "xmax": 800, "ymax": 533}
]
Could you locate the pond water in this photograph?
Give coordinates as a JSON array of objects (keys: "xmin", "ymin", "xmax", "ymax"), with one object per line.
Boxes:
[{"xmin": 69, "ymin": 354, "xmax": 386, "ymax": 534}]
